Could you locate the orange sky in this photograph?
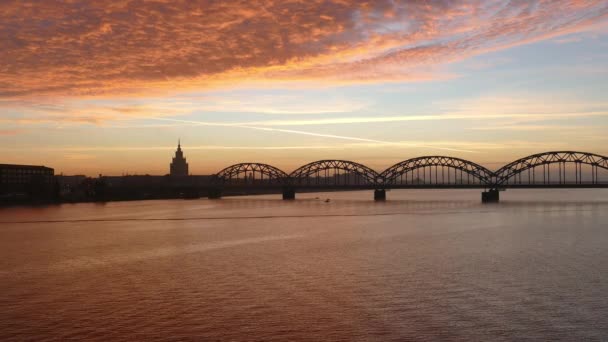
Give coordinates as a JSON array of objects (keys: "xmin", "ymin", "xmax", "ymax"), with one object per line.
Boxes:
[{"xmin": 1, "ymin": 1, "xmax": 608, "ymax": 175}]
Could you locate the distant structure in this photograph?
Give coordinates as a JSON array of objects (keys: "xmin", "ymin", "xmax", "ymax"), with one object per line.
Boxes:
[
  {"xmin": 0, "ymin": 163, "xmax": 56, "ymax": 202},
  {"xmin": 170, "ymin": 140, "xmax": 189, "ymax": 176},
  {"xmin": 0, "ymin": 163, "xmax": 54, "ymax": 186}
]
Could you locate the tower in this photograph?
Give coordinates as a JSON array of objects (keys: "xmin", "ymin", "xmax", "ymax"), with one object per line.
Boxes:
[{"xmin": 170, "ymin": 139, "xmax": 189, "ymax": 176}]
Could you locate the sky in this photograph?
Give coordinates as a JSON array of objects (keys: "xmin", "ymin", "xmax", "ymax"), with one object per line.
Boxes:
[{"xmin": 1, "ymin": 0, "xmax": 608, "ymax": 176}]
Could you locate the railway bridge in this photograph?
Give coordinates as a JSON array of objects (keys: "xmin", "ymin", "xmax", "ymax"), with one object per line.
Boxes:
[{"xmin": 208, "ymin": 151, "xmax": 608, "ymax": 203}]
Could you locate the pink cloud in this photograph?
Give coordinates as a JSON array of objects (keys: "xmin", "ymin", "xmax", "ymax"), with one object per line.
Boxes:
[{"xmin": 0, "ymin": 0, "xmax": 606, "ymax": 98}]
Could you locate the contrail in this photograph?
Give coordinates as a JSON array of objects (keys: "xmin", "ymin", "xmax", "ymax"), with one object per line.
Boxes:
[
  {"xmin": 237, "ymin": 125, "xmax": 391, "ymax": 144},
  {"xmin": 151, "ymin": 117, "xmax": 389, "ymax": 143},
  {"xmin": 149, "ymin": 117, "xmax": 477, "ymax": 153}
]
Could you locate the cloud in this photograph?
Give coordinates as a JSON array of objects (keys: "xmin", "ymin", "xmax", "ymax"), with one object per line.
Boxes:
[
  {"xmin": 9, "ymin": 92, "xmax": 606, "ymax": 127},
  {"xmin": 553, "ymin": 36, "xmax": 583, "ymax": 44},
  {"xmin": 467, "ymin": 124, "xmax": 593, "ymax": 131},
  {"xmin": 12, "ymin": 139, "xmax": 585, "ymax": 155},
  {"xmin": 16, "ymin": 141, "xmax": 480, "ymax": 153},
  {"xmin": 1, "ymin": 0, "xmax": 607, "ymax": 98},
  {"xmin": 440, "ymin": 95, "xmax": 608, "ymax": 115},
  {"xmin": 0, "ymin": 129, "xmax": 22, "ymax": 135},
  {"xmin": 63, "ymin": 153, "xmax": 97, "ymax": 160},
  {"xmin": 226, "ymin": 111, "xmax": 608, "ymax": 127},
  {"xmin": 180, "ymin": 93, "xmax": 368, "ymax": 114},
  {"xmin": 1, "ymin": 91, "xmax": 369, "ymax": 126},
  {"xmin": 149, "ymin": 117, "xmax": 480, "ymax": 153},
  {"xmin": 0, "ymin": 99, "xmax": 190, "ymax": 125}
]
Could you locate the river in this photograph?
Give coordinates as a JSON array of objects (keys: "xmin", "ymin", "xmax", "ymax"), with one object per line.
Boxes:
[{"xmin": 1, "ymin": 189, "xmax": 607, "ymax": 341}]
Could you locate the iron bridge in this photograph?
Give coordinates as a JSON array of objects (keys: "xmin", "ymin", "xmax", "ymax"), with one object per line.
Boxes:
[{"xmin": 208, "ymin": 151, "xmax": 608, "ymax": 202}]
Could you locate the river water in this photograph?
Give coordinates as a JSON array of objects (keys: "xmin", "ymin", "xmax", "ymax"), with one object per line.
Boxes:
[{"xmin": 1, "ymin": 189, "xmax": 608, "ymax": 341}]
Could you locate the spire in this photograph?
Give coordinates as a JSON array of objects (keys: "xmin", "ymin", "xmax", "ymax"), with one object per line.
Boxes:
[{"xmin": 170, "ymin": 138, "xmax": 188, "ymax": 176}]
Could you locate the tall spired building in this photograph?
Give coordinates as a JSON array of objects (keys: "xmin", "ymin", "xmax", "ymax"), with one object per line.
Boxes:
[{"xmin": 170, "ymin": 140, "xmax": 189, "ymax": 176}]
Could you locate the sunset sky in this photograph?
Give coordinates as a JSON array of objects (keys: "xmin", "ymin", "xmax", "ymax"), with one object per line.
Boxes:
[{"xmin": 1, "ymin": 0, "xmax": 608, "ymax": 176}]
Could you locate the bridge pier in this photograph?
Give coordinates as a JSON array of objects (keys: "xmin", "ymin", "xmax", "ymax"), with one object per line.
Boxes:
[
  {"xmin": 282, "ymin": 187, "xmax": 295, "ymax": 200},
  {"xmin": 208, "ymin": 188, "xmax": 222, "ymax": 199},
  {"xmin": 481, "ymin": 188, "xmax": 499, "ymax": 203},
  {"xmin": 374, "ymin": 189, "xmax": 386, "ymax": 201}
]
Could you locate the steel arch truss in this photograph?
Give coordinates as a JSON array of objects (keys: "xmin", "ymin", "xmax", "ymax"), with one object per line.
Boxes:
[
  {"xmin": 289, "ymin": 160, "xmax": 381, "ymax": 186},
  {"xmin": 381, "ymin": 156, "xmax": 495, "ymax": 186},
  {"xmin": 213, "ymin": 163, "xmax": 289, "ymax": 186},
  {"xmin": 209, "ymin": 151, "xmax": 608, "ymax": 192},
  {"xmin": 494, "ymin": 151, "xmax": 608, "ymax": 186}
]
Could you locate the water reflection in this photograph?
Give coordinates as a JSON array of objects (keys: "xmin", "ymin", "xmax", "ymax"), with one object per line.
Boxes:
[{"xmin": 1, "ymin": 190, "xmax": 608, "ymax": 340}]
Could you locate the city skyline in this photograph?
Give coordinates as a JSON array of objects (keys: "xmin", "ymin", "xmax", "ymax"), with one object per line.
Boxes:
[{"xmin": 2, "ymin": 1, "xmax": 608, "ymax": 176}]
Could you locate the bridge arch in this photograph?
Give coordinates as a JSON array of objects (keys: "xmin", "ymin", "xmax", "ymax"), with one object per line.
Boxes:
[
  {"xmin": 213, "ymin": 163, "xmax": 289, "ymax": 186},
  {"xmin": 289, "ymin": 160, "xmax": 381, "ymax": 187},
  {"xmin": 494, "ymin": 151, "xmax": 608, "ymax": 185},
  {"xmin": 381, "ymin": 156, "xmax": 495, "ymax": 186}
]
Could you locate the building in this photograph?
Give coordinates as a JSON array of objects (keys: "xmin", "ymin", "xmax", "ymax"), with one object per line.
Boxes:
[
  {"xmin": 170, "ymin": 140, "xmax": 189, "ymax": 176},
  {"xmin": 0, "ymin": 164, "xmax": 54, "ymax": 187},
  {"xmin": 55, "ymin": 174, "xmax": 87, "ymax": 192},
  {"xmin": 0, "ymin": 164, "xmax": 55, "ymax": 201}
]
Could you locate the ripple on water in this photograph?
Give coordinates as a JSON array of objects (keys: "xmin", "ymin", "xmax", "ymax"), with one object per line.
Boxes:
[{"xmin": 1, "ymin": 190, "xmax": 608, "ymax": 341}]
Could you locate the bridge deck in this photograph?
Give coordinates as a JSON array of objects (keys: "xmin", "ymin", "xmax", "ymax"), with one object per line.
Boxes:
[{"xmin": 214, "ymin": 183, "xmax": 608, "ymax": 190}]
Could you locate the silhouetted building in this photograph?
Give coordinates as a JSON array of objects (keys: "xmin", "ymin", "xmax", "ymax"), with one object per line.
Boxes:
[
  {"xmin": 55, "ymin": 174, "xmax": 87, "ymax": 188},
  {"xmin": 170, "ymin": 140, "xmax": 189, "ymax": 176},
  {"xmin": 55, "ymin": 174, "xmax": 87, "ymax": 201},
  {"xmin": 0, "ymin": 164, "xmax": 55, "ymax": 202},
  {"xmin": 0, "ymin": 164, "xmax": 54, "ymax": 186}
]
